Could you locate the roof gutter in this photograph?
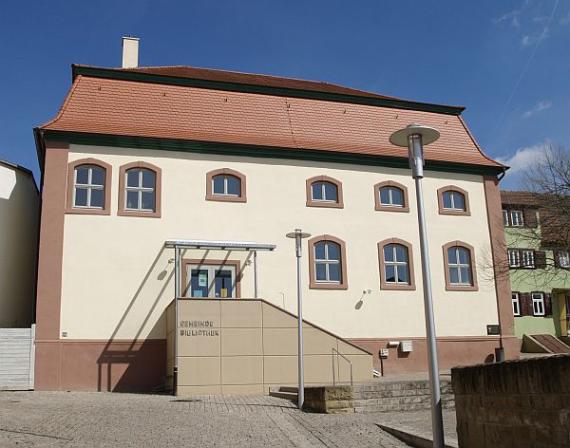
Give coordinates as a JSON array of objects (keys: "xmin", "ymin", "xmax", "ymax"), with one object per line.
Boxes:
[{"xmin": 71, "ymin": 65, "xmax": 466, "ymax": 116}]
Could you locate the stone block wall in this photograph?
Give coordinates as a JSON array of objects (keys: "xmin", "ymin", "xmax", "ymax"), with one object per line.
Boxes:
[
  {"xmin": 303, "ymin": 386, "xmax": 354, "ymax": 414},
  {"xmin": 452, "ymin": 355, "xmax": 570, "ymax": 447}
]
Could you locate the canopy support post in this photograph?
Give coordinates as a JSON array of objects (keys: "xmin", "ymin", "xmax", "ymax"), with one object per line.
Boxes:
[{"xmin": 253, "ymin": 250, "xmax": 258, "ymax": 299}]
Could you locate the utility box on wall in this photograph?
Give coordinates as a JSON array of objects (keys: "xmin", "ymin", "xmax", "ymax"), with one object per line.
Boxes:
[{"xmin": 399, "ymin": 340, "xmax": 413, "ymax": 353}]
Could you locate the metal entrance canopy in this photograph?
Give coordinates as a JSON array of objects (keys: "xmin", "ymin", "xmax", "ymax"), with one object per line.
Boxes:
[{"xmin": 164, "ymin": 239, "xmax": 276, "ymax": 251}]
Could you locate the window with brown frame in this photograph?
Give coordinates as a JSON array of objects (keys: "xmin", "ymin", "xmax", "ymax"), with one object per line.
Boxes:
[
  {"xmin": 205, "ymin": 168, "xmax": 247, "ymax": 203},
  {"xmin": 306, "ymin": 176, "xmax": 344, "ymax": 208},
  {"xmin": 378, "ymin": 238, "xmax": 415, "ymax": 290},
  {"xmin": 66, "ymin": 158, "xmax": 112, "ymax": 215},
  {"xmin": 308, "ymin": 235, "xmax": 348, "ymax": 289},
  {"xmin": 442, "ymin": 241, "xmax": 478, "ymax": 291},
  {"xmin": 374, "ymin": 181, "xmax": 409, "ymax": 212},
  {"xmin": 437, "ymin": 186, "xmax": 470, "ymax": 216},
  {"xmin": 118, "ymin": 161, "xmax": 162, "ymax": 218}
]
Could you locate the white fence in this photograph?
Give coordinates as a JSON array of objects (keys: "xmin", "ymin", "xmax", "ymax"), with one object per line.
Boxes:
[{"xmin": 0, "ymin": 325, "xmax": 35, "ymax": 390}]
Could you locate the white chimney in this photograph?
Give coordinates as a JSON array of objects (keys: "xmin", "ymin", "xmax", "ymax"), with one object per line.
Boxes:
[{"xmin": 122, "ymin": 36, "xmax": 139, "ymax": 68}]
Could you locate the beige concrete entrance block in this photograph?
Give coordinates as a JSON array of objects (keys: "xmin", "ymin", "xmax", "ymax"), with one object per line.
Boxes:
[
  {"xmin": 337, "ymin": 339, "xmax": 370, "ymax": 355},
  {"xmin": 178, "ymin": 357, "xmax": 220, "ymax": 386},
  {"xmin": 304, "ymin": 328, "xmax": 338, "ymax": 355},
  {"xmin": 221, "ymin": 328, "xmax": 262, "ymax": 356},
  {"xmin": 263, "ymin": 355, "xmax": 297, "ymax": 384},
  {"xmin": 179, "ymin": 331, "xmax": 221, "ymax": 357},
  {"xmin": 305, "ymin": 355, "xmax": 334, "ymax": 384},
  {"xmin": 221, "ymin": 356, "xmax": 263, "ymax": 384},
  {"xmin": 221, "ymin": 300, "xmax": 262, "ymax": 327},
  {"xmin": 263, "ymin": 328, "xmax": 297, "ymax": 355},
  {"xmin": 179, "ymin": 300, "xmax": 221, "ymax": 324},
  {"xmin": 262, "ymin": 303, "xmax": 297, "ymax": 328}
]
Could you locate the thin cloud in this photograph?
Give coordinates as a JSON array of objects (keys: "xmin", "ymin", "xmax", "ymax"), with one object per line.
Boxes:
[
  {"xmin": 560, "ymin": 12, "xmax": 570, "ymax": 24},
  {"xmin": 523, "ymin": 100, "xmax": 552, "ymax": 118},
  {"xmin": 493, "ymin": 0, "xmax": 532, "ymax": 28},
  {"xmin": 497, "ymin": 142, "xmax": 551, "ymax": 188}
]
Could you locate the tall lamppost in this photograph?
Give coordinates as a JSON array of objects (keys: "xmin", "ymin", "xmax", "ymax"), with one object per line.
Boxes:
[
  {"xmin": 286, "ymin": 228, "xmax": 311, "ymax": 410},
  {"xmin": 390, "ymin": 124, "xmax": 444, "ymax": 448}
]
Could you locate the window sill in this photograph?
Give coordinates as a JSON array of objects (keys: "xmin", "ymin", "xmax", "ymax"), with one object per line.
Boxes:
[
  {"xmin": 118, "ymin": 209, "xmax": 161, "ymax": 218},
  {"xmin": 380, "ymin": 283, "xmax": 415, "ymax": 291},
  {"xmin": 309, "ymin": 282, "xmax": 348, "ymax": 290},
  {"xmin": 375, "ymin": 205, "xmax": 409, "ymax": 213},
  {"xmin": 445, "ymin": 284, "xmax": 478, "ymax": 292},
  {"xmin": 439, "ymin": 209, "xmax": 471, "ymax": 216},
  {"xmin": 65, "ymin": 207, "xmax": 110, "ymax": 216},
  {"xmin": 206, "ymin": 194, "xmax": 246, "ymax": 203},
  {"xmin": 306, "ymin": 200, "xmax": 344, "ymax": 209}
]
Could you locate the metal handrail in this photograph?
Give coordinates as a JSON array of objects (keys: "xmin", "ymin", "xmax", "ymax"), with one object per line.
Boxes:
[{"xmin": 331, "ymin": 348, "xmax": 353, "ymax": 387}]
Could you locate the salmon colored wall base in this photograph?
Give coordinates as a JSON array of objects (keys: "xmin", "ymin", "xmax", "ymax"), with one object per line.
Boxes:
[
  {"xmin": 35, "ymin": 339, "xmax": 166, "ymax": 392},
  {"xmin": 349, "ymin": 336, "xmax": 521, "ymax": 376}
]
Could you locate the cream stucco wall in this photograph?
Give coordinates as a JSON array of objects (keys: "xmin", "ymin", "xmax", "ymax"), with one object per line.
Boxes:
[
  {"xmin": 0, "ymin": 163, "xmax": 39, "ymax": 327},
  {"xmin": 60, "ymin": 145, "xmax": 500, "ymax": 341}
]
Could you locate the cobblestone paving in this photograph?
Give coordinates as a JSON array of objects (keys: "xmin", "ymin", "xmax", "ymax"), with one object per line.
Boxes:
[{"xmin": 0, "ymin": 392, "xmax": 411, "ymax": 447}]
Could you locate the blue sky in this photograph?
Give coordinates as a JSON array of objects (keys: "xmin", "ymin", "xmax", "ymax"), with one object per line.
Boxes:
[{"xmin": 1, "ymin": 0, "xmax": 568, "ymax": 188}]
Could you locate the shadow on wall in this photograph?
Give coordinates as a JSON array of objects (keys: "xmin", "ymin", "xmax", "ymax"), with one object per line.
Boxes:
[{"xmin": 96, "ymin": 245, "xmax": 173, "ymax": 392}]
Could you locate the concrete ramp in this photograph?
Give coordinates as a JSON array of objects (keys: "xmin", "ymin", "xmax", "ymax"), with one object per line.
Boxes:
[
  {"xmin": 166, "ymin": 298, "xmax": 373, "ymax": 396},
  {"xmin": 523, "ymin": 334, "xmax": 570, "ymax": 354}
]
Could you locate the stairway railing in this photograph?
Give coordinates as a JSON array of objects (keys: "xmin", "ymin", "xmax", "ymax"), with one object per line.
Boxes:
[{"xmin": 332, "ymin": 348, "xmax": 353, "ymax": 387}]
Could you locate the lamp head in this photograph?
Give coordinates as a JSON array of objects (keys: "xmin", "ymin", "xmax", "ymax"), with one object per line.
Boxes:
[{"xmin": 389, "ymin": 124, "xmax": 440, "ymax": 147}]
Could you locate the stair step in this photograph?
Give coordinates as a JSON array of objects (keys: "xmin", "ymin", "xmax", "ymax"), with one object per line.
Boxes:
[
  {"xmin": 269, "ymin": 390, "xmax": 297, "ymax": 401},
  {"xmin": 278, "ymin": 386, "xmax": 299, "ymax": 393}
]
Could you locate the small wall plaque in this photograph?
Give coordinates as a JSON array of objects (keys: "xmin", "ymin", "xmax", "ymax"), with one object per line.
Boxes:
[{"xmin": 486, "ymin": 324, "xmax": 500, "ymax": 335}]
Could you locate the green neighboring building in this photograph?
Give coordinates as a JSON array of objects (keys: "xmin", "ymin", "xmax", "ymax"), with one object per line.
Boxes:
[{"xmin": 501, "ymin": 191, "xmax": 570, "ymax": 340}]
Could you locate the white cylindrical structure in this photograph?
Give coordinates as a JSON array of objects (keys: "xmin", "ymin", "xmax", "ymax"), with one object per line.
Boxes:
[{"xmin": 122, "ymin": 36, "xmax": 139, "ymax": 68}]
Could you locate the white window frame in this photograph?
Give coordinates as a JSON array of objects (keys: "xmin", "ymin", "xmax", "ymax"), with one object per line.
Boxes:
[
  {"xmin": 510, "ymin": 210, "xmax": 524, "ymax": 227},
  {"xmin": 508, "ymin": 249, "xmax": 521, "ymax": 268},
  {"xmin": 380, "ymin": 186, "xmax": 404, "ymax": 208},
  {"xmin": 383, "ymin": 244, "xmax": 410, "ymax": 284},
  {"xmin": 212, "ymin": 175, "xmax": 240, "ymax": 197},
  {"xmin": 448, "ymin": 247, "xmax": 472, "ymax": 286},
  {"xmin": 312, "ymin": 181, "xmax": 338, "ymax": 203},
  {"xmin": 443, "ymin": 190, "xmax": 466, "ymax": 211},
  {"xmin": 125, "ymin": 168, "xmax": 156, "ymax": 212},
  {"xmin": 314, "ymin": 241, "xmax": 341, "ymax": 283},
  {"xmin": 185, "ymin": 264, "xmax": 237, "ymax": 299},
  {"xmin": 558, "ymin": 250, "xmax": 570, "ymax": 268},
  {"xmin": 521, "ymin": 250, "xmax": 535, "ymax": 269},
  {"xmin": 502, "ymin": 209, "xmax": 509, "ymax": 227},
  {"xmin": 532, "ymin": 292, "xmax": 545, "ymax": 316},
  {"xmin": 511, "ymin": 292, "xmax": 521, "ymax": 316},
  {"xmin": 73, "ymin": 165, "xmax": 105, "ymax": 209}
]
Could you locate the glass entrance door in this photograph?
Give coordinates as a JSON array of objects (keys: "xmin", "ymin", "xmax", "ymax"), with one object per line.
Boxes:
[{"xmin": 186, "ymin": 264, "xmax": 237, "ymax": 298}]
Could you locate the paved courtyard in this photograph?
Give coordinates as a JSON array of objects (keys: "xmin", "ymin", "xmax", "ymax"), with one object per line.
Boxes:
[{"xmin": 0, "ymin": 391, "xmax": 418, "ymax": 447}]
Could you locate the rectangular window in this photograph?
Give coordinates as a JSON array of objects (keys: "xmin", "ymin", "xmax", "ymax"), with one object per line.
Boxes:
[
  {"xmin": 521, "ymin": 250, "xmax": 535, "ymax": 268},
  {"xmin": 186, "ymin": 264, "xmax": 236, "ymax": 298},
  {"xmin": 532, "ymin": 292, "xmax": 545, "ymax": 316},
  {"xmin": 508, "ymin": 249, "xmax": 521, "ymax": 268},
  {"xmin": 558, "ymin": 250, "xmax": 570, "ymax": 268},
  {"xmin": 502, "ymin": 209, "xmax": 509, "ymax": 226},
  {"xmin": 510, "ymin": 210, "xmax": 524, "ymax": 227},
  {"xmin": 511, "ymin": 292, "xmax": 521, "ymax": 316}
]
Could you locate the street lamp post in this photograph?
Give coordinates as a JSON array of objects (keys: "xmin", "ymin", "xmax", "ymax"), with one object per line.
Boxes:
[
  {"xmin": 286, "ymin": 228, "xmax": 311, "ymax": 410},
  {"xmin": 390, "ymin": 124, "xmax": 444, "ymax": 448}
]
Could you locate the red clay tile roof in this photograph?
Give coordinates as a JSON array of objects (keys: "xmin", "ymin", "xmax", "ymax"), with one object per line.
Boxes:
[
  {"xmin": 501, "ymin": 190, "xmax": 540, "ymax": 206},
  {"xmin": 121, "ymin": 65, "xmax": 401, "ymax": 101},
  {"xmin": 40, "ymin": 65, "xmax": 503, "ymax": 170}
]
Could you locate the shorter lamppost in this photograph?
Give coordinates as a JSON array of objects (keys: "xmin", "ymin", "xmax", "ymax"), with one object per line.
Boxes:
[
  {"xmin": 286, "ymin": 228, "xmax": 311, "ymax": 410},
  {"xmin": 390, "ymin": 124, "xmax": 444, "ymax": 448}
]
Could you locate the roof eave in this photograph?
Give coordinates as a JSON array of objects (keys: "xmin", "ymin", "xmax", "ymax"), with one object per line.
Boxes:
[{"xmin": 71, "ymin": 64, "xmax": 466, "ymax": 116}]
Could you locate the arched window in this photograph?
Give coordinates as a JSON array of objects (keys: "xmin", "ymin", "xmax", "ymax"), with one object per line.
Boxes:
[
  {"xmin": 443, "ymin": 241, "xmax": 478, "ymax": 291},
  {"xmin": 206, "ymin": 168, "xmax": 246, "ymax": 202},
  {"xmin": 438, "ymin": 186, "xmax": 470, "ymax": 215},
  {"xmin": 119, "ymin": 162, "xmax": 162, "ymax": 217},
  {"xmin": 66, "ymin": 158, "xmax": 111, "ymax": 215},
  {"xmin": 308, "ymin": 235, "xmax": 348, "ymax": 289},
  {"xmin": 378, "ymin": 239, "xmax": 415, "ymax": 290},
  {"xmin": 306, "ymin": 176, "xmax": 343, "ymax": 208},
  {"xmin": 375, "ymin": 181, "xmax": 409, "ymax": 212}
]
